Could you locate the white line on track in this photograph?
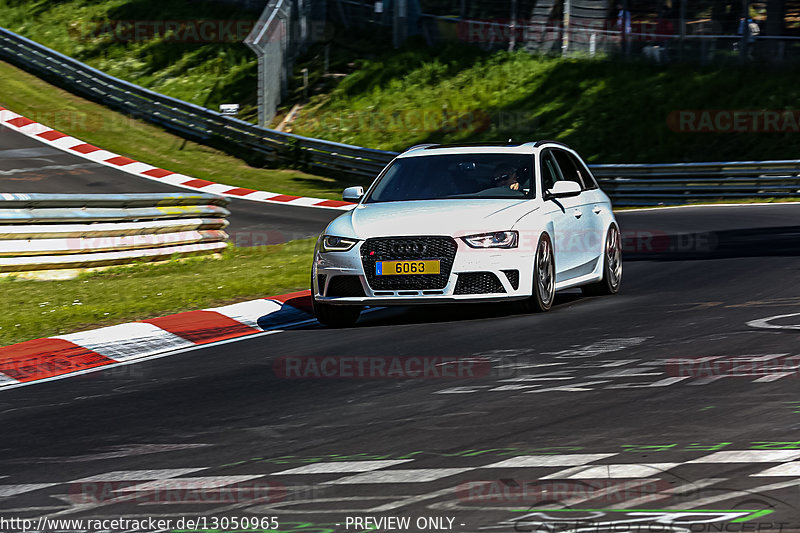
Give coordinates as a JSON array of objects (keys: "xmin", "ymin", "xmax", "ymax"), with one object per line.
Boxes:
[{"xmin": 748, "ymin": 312, "xmax": 800, "ymax": 330}]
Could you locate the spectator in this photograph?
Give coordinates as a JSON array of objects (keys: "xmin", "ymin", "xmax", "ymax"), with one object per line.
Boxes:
[
  {"xmin": 737, "ymin": 15, "xmax": 760, "ymax": 58},
  {"xmin": 653, "ymin": 8, "xmax": 675, "ymax": 63}
]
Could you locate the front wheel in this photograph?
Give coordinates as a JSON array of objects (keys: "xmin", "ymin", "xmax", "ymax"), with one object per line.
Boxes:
[
  {"xmin": 520, "ymin": 233, "xmax": 555, "ymax": 313},
  {"xmin": 582, "ymin": 224, "xmax": 622, "ymax": 296}
]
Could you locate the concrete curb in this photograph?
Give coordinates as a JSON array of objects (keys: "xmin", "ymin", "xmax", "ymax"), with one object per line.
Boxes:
[
  {"xmin": 0, "ymin": 290, "xmax": 315, "ymax": 389},
  {"xmin": 0, "ymin": 106, "xmax": 355, "ymax": 211}
]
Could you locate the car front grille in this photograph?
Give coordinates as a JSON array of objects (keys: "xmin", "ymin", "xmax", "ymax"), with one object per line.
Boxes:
[
  {"xmin": 361, "ymin": 236, "xmax": 457, "ymax": 290},
  {"xmin": 454, "ymin": 272, "xmax": 506, "ymax": 295}
]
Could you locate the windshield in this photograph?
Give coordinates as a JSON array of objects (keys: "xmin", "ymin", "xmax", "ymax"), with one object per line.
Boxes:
[{"xmin": 365, "ymin": 153, "xmax": 534, "ymax": 203}]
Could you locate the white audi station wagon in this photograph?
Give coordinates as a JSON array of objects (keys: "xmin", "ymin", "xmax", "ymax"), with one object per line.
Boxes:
[{"xmin": 311, "ymin": 141, "xmax": 621, "ymax": 327}]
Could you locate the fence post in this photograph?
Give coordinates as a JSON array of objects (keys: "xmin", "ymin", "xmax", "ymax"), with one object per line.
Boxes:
[
  {"xmin": 562, "ymin": 0, "xmax": 570, "ymax": 57},
  {"xmin": 679, "ymin": 0, "xmax": 686, "ymax": 62},
  {"xmin": 393, "ymin": 0, "xmax": 408, "ymax": 48},
  {"xmin": 509, "ymin": 0, "xmax": 518, "ymax": 52}
]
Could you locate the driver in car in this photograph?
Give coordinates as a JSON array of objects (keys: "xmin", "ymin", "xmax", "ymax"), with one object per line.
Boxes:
[{"xmin": 491, "ymin": 164, "xmax": 520, "ymax": 190}]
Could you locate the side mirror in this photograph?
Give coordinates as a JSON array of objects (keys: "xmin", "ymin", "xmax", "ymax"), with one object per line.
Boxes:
[
  {"xmin": 545, "ymin": 181, "xmax": 581, "ymax": 199},
  {"xmin": 342, "ymin": 186, "xmax": 364, "ymax": 202}
]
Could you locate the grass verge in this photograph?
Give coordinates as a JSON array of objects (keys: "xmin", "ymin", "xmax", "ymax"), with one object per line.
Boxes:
[
  {"xmin": 0, "ymin": 0, "xmax": 260, "ymax": 117},
  {"xmin": 0, "ymin": 61, "xmax": 347, "ymax": 199},
  {"xmin": 0, "ymin": 239, "xmax": 314, "ymax": 347},
  {"xmin": 287, "ymin": 40, "xmax": 800, "ymax": 163}
]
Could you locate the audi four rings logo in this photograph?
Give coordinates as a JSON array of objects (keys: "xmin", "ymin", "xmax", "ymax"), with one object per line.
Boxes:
[{"xmin": 392, "ymin": 242, "xmax": 427, "ymax": 254}]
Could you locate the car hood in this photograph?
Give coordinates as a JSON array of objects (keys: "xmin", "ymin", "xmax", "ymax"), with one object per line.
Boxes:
[{"xmin": 327, "ymin": 199, "xmax": 540, "ymax": 238}]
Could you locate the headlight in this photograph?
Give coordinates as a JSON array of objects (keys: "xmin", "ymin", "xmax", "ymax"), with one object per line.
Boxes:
[
  {"xmin": 321, "ymin": 235, "xmax": 359, "ymax": 252},
  {"xmin": 462, "ymin": 231, "xmax": 518, "ymax": 249}
]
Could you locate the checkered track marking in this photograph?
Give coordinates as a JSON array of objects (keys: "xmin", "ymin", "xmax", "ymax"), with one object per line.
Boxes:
[
  {"xmin": 114, "ymin": 475, "xmax": 264, "ymax": 491},
  {"xmin": 688, "ymin": 450, "xmax": 800, "ymax": 463},
  {"xmin": 324, "ymin": 468, "xmax": 472, "ymax": 484},
  {"xmin": 271, "ymin": 460, "xmax": 415, "ymax": 475},
  {"xmin": 3, "ymin": 449, "xmax": 800, "ymax": 505},
  {"xmin": 479, "ymin": 454, "xmax": 618, "ymax": 468},
  {"xmin": 71, "ymin": 468, "xmax": 208, "ymax": 482}
]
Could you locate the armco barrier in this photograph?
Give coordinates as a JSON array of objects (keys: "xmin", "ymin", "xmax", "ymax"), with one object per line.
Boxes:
[
  {"xmin": 0, "ymin": 26, "xmax": 394, "ymax": 178},
  {"xmin": 1, "ymin": 26, "xmax": 800, "ymax": 206},
  {"xmin": 0, "ymin": 193, "xmax": 229, "ymax": 272},
  {"xmin": 593, "ymin": 161, "xmax": 800, "ymax": 206}
]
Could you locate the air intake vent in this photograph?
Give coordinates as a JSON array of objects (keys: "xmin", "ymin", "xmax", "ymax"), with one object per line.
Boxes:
[
  {"xmin": 502, "ymin": 269, "xmax": 520, "ymax": 290},
  {"xmin": 326, "ymin": 276, "xmax": 366, "ymax": 297},
  {"xmin": 454, "ymin": 272, "xmax": 506, "ymax": 295}
]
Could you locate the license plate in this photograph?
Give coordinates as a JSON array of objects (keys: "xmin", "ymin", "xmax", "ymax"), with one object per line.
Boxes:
[{"xmin": 376, "ymin": 260, "xmax": 440, "ymax": 276}]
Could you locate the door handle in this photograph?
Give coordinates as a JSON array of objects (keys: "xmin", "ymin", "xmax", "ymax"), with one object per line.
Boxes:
[
  {"xmin": 573, "ymin": 209, "xmax": 583, "ymax": 219},
  {"xmin": 593, "ymin": 207, "xmax": 602, "ymax": 215}
]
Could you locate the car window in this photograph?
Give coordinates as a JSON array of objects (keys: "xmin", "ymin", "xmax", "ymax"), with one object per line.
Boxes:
[
  {"xmin": 552, "ymin": 149, "xmax": 586, "ymax": 189},
  {"xmin": 366, "ymin": 153, "xmax": 535, "ymax": 202},
  {"xmin": 569, "ymin": 152, "xmax": 599, "ymax": 190}
]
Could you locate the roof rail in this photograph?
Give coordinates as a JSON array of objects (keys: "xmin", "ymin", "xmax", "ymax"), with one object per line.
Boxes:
[
  {"xmin": 425, "ymin": 141, "xmax": 526, "ymax": 149},
  {"xmin": 533, "ymin": 140, "xmax": 572, "ymax": 149},
  {"xmin": 403, "ymin": 143, "xmax": 439, "ymax": 153}
]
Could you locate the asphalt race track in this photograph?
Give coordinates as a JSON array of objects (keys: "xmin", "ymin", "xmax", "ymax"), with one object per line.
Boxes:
[
  {"xmin": 1, "ymin": 217, "xmax": 800, "ymax": 531},
  {"xmin": 2, "ymin": 121, "xmax": 800, "ymax": 532}
]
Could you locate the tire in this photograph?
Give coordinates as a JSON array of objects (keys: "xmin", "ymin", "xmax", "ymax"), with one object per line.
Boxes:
[
  {"xmin": 312, "ymin": 274, "xmax": 362, "ymax": 327},
  {"xmin": 582, "ymin": 224, "xmax": 622, "ymax": 296},
  {"xmin": 520, "ymin": 233, "xmax": 555, "ymax": 313}
]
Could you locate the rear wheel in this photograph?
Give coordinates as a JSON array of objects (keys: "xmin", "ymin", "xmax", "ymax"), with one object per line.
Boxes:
[
  {"xmin": 520, "ymin": 233, "xmax": 555, "ymax": 313},
  {"xmin": 312, "ymin": 274, "xmax": 362, "ymax": 327},
  {"xmin": 582, "ymin": 224, "xmax": 622, "ymax": 296}
]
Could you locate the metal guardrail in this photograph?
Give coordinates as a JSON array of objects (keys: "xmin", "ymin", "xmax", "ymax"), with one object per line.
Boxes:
[
  {"xmin": 592, "ymin": 160, "xmax": 800, "ymax": 205},
  {"xmin": 1, "ymin": 26, "xmax": 799, "ymax": 206},
  {"xmin": 0, "ymin": 193, "xmax": 229, "ymax": 273},
  {"xmin": 0, "ymin": 26, "xmax": 394, "ymax": 178}
]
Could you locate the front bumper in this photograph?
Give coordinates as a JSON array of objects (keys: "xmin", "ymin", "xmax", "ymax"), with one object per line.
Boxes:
[{"xmin": 313, "ymin": 238, "xmax": 534, "ymax": 306}]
